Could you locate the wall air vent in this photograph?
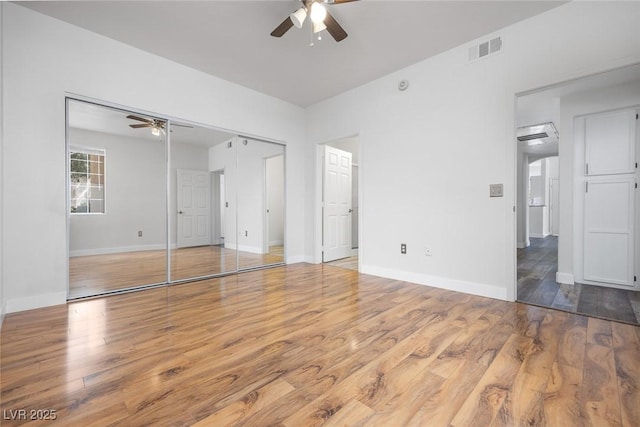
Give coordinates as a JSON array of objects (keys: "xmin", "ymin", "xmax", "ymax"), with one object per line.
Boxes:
[{"xmin": 468, "ymin": 36, "xmax": 503, "ymax": 62}]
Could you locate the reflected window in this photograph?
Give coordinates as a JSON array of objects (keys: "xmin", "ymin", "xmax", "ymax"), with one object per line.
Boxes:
[{"xmin": 70, "ymin": 147, "xmax": 105, "ymax": 214}]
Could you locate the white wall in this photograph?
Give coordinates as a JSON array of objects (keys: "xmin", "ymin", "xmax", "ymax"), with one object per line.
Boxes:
[
  {"xmin": 306, "ymin": 1, "xmax": 640, "ymax": 301},
  {"xmin": 266, "ymin": 155, "xmax": 285, "ymax": 247},
  {"xmin": 209, "ymin": 137, "xmax": 284, "ymax": 254},
  {"xmin": 237, "ymin": 139, "xmax": 284, "ymax": 254},
  {"xmin": 69, "ymin": 128, "xmax": 166, "ymax": 255},
  {"xmin": 210, "ymin": 140, "xmax": 237, "ymax": 250},
  {"xmin": 1, "ymin": 3, "xmax": 306, "ymax": 312},
  {"xmin": 0, "ymin": 2, "xmax": 5, "ymax": 323},
  {"xmin": 557, "ymin": 81, "xmax": 640, "ymax": 285}
]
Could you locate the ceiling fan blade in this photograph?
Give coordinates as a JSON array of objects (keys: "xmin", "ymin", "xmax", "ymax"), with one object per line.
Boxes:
[
  {"xmin": 130, "ymin": 124, "xmax": 151, "ymax": 129},
  {"xmin": 126, "ymin": 114, "xmax": 153, "ymax": 124},
  {"xmin": 324, "ymin": 11, "xmax": 348, "ymax": 42},
  {"xmin": 328, "ymin": 0, "xmax": 359, "ymax": 3},
  {"xmin": 271, "ymin": 16, "xmax": 294, "ymax": 37}
]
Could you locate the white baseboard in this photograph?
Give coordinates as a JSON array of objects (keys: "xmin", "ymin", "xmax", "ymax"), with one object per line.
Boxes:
[
  {"xmin": 516, "ymin": 241, "xmax": 529, "ymax": 249},
  {"xmin": 529, "ymin": 233, "xmax": 545, "ymax": 239},
  {"xmin": 5, "ymin": 291, "xmax": 67, "ymax": 314},
  {"xmin": 556, "ymin": 272, "xmax": 575, "ymax": 285},
  {"xmin": 361, "ymin": 265, "xmax": 508, "ymax": 301},
  {"xmin": 286, "ymin": 255, "xmax": 308, "ymax": 264},
  {"xmin": 70, "ymin": 244, "xmax": 171, "ymax": 257},
  {"xmin": 237, "ymin": 244, "xmax": 263, "ymax": 254},
  {"xmin": 269, "ymin": 240, "xmax": 284, "ymax": 247},
  {"xmin": 0, "ymin": 300, "xmax": 5, "ymax": 328}
]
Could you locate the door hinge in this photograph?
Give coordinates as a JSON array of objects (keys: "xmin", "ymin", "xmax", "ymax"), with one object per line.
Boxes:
[
  {"xmin": 636, "ymin": 183, "xmax": 638, "ymax": 189},
  {"xmin": 586, "ymin": 181, "xmax": 589, "ymax": 193},
  {"xmin": 635, "ymin": 275, "xmax": 637, "ymax": 282},
  {"xmin": 585, "ymin": 163, "xmax": 589, "ymax": 175},
  {"xmin": 636, "ymin": 113, "xmax": 638, "ymax": 120}
]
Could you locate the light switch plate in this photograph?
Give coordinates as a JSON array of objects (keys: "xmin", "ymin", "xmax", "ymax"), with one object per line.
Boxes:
[{"xmin": 490, "ymin": 184, "xmax": 503, "ymax": 197}]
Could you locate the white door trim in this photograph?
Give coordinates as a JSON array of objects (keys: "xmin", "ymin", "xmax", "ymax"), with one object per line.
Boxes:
[{"xmin": 315, "ymin": 135, "xmax": 362, "ymax": 271}]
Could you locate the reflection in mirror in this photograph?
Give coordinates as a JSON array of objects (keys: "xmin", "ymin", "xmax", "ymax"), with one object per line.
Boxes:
[
  {"xmin": 67, "ymin": 99, "xmax": 167, "ymax": 298},
  {"xmin": 169, "ymin": 123, "xmax": 238, "ymax": 281},
  {"xmin": 237, "ymin": 138, "xmax": 286, "ymax": 270}
]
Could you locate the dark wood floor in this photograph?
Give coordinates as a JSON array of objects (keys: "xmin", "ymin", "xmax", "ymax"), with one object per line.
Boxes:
[
  {"xmin": 2, "ymin": 263, "xmax": 639, "ymax": 426},
  {"xmin": 517, "ymin": 236, "xmax": 640, "ymax": 325}
]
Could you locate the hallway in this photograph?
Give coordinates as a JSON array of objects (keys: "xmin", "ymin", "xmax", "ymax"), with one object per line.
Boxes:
[{"xmin": 518, "ymin": 236, "xmax": 640, "ymax": 325}]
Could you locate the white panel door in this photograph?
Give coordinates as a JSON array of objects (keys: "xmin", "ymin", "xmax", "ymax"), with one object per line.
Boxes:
[
  {"xmin": 584, "ymin": 177, "xmax": 635, "ymax": 287},
  {"xmin": 323, "ymin": 146, "xmax": 352, "ymax": 262},
  {"xmin": 585, "ymin": 109, "xmax": 636, "ymax": 176},
  {"xmin": 177, "ymin": 169, "xmax": 211, "ymax": 248}
]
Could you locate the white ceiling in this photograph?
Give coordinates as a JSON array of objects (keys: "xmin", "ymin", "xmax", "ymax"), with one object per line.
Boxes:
[
  {"xmin": 18, "ymin": 0, "xmax": 566, "ymax": 107},
  {"xmin": 69, "ymin": 99, "xmax": 235, "ymax": 146}
]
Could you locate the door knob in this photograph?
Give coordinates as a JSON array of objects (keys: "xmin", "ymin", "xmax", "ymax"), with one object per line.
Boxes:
[
  {"xmin": 178, "ymin": 211, "xmax": 184, "ymax": 214},
  {"xmin": 349, "ymin": 209, "xmax": 353, "ymax": 213}
]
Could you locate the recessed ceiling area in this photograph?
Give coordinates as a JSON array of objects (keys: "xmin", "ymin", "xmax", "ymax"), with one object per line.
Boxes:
[
  {"xmin": 516, "ymin": 63, "xmax": 640, "ymax": 157},
  {"xmin": 17, "ymin": 1, "xmax": 566, "ymax": 107}
]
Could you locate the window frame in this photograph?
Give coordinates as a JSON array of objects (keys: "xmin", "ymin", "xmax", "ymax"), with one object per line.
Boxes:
[{"xmin": 69, "ymin": 146, "xmax": 106, "ymax": 215}]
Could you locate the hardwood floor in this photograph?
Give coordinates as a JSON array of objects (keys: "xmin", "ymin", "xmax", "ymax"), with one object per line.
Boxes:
[
  {"xmin": 69, "ymin": 246, "xmax": 284, "ymax": 299},
  {"xmin": 2, "ymin": 263, "xmax": 638, "ymax": 426},
  {"xmin": 325, "ymin": 255, "xmax": 358, "ymax": 271},
  {"xmin": 518, "ymin": 236, "xmax": 640, "ymax": 325}
]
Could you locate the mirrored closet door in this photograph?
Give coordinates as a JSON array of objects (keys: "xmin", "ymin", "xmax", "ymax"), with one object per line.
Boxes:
[
  {"xmin": 67, "ymin": 99, "xmax": 286, "ymax": 299},
  {"xmin": 67, "ymin": 99, "xmax": 168, "ymax": 298},
  {"xmin": 237, "ymin": 138, "xmax": 285, "ymax": 271},
  {"xmin": 170, "ymin": 123, "xmax": 238, "ymax": 281}
]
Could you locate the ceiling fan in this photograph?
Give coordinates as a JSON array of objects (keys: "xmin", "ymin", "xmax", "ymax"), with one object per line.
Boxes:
[
  {"xmin": 270, "ymin": 0, "xmax": 358, "ymax": 43},
  {"xmin": 127, "ymin": 115, "xmax": 192, "ymax": 136}
]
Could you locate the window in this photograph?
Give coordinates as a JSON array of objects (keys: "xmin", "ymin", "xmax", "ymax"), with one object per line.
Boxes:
[{"xmin": 70, "ymin": 148, "xmax": 105, "ymax": 213}]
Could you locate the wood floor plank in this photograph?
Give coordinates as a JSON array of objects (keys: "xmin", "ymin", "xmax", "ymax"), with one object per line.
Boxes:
[
  {"xmin": 191, "ymin": 378, "xmax": 295, "ymax": 427},
  {"xmin": 581, "ymin": 343, "xmax": 622, "ymax": 426},
  {"xmin": 543, "ymin": 313, "xmax": 590, "ymax": 426},
  {"xmin": 587, "ymin": 316, "xmax": 613, "ymax": 347},
  {"xmin": 449, "ymin": 333, "xmax": 534, "ymax": 427},
  {"xmin": 1, "ymin": 264, "xmax": 636, "ymax": 426},
  {"xmin": 611, "ymin": 322, "xmax": 640, "ymax": 427}
]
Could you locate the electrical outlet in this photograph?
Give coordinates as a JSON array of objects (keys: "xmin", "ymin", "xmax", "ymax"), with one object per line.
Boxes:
[
  {"xmin": 401, "ymin": 243, "xmax": 407, "ymax": 254},
  {"xmin": 138, "ymin": 231, "xmax": 143, "ymax": 237},
  {"xmin": 425, "ymin": 247, "xmax": 432, "ymax": 256}
]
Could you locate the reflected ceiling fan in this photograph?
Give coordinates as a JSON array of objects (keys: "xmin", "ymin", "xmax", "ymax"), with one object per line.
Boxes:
[
  {"xmin": 127, "ymin": 115, "xmax": 192, "ymax": 136},
  {"xmin": 271, "ymin": 0, "xmax": 358, "ymax": 43}
]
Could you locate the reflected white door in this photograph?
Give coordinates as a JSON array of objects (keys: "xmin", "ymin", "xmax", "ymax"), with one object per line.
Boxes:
[
  {"xmin": 177, "ymin": 169, "xmax": 211, "ymax": 248},
  {"xmin": 584, "ymin": 176, "xmax": 635, "ymax": 287},
  {"xmin": 323, "ymin": 146, "xmax": 352, "ymax": 262}
]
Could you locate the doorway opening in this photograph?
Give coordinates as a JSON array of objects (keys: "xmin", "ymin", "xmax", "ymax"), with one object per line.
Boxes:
[
  {"xmin": 318, "ymin": 136, "xmax": 360, "ymax": 271},
  {"xmin": 514, "ymin": 64, "xmax": 640, "ymax": 325}
]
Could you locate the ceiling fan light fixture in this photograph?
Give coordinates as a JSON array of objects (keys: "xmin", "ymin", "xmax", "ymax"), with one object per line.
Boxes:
[
  {"xmin": 151, "ymin": 127, "xmax": 160, "ymax": 136},
  {"xmin": 310, "ymin": 2, "xmax": 327, "ymax": 24},
  {"xmin": 290, "ymin": 7, "xmax": 307, "ymax": 28},
  {"xmin": 313, "ymin": 20, "xmax": 326, "ymax": 34}
]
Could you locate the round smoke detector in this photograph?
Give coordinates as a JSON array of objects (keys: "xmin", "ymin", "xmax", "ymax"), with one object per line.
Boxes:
[{"xmin": 398, "ymin": 80, "xmax": 409, "ymax": 91}]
